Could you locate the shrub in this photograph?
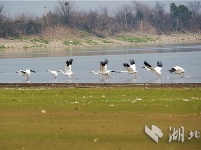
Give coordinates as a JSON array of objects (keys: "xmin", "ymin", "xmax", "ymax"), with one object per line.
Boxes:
[
  {"xmin": 63, "ymin": 39, "xmax": 81, "ymax": 46},
  {"xmin": 30, "ymin": 38, "xmax": 49, "ymax": 44},
  {"xmin": 0, "ymin": 44, "xmax": 5, "ymax": 50}
]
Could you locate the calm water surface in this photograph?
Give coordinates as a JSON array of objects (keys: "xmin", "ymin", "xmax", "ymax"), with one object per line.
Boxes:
[{"xmin": 0, "ymin": 43, "xmax": 201, "ymax": 83}]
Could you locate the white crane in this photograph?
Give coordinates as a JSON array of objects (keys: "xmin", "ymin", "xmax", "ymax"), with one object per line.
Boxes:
[
  {"xmin": 118, "ymin": 59, "xmax": 137, "ymax": 78},
  {"xmin": 143, "ymin": 61, "xmax": 162, "ymax": 78},
  {"xmin": 90, "ymin": 59, "xmax": 116, "ymax": 78},
  {"xmin": 169, "ymin": 66, "xmax": 185, "ymax": 78},
  {"xmin": 46, "ymin": 70, "xmax": 58, "ymax": 79},
  {"xmin": 16, "ymin": 69, "xmax": 36, "ymax": 80},
  {"xmin": 58, "ymin": 59, "xmax": 78, "ymax": 80}
]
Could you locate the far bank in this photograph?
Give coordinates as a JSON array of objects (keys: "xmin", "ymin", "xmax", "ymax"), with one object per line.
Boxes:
[{"xmin": 0, "ymin": 33, "xmax": 201, "ymax": 52}]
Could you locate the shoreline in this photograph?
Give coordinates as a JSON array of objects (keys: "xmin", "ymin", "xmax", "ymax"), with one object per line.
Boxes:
[
  {"xmin": 1, "ymin": 33, "xmax": 201, "ymax": 52},
  {"xmin": 1, "ymin": 83, "xmax": 201, "ymax": 88}
]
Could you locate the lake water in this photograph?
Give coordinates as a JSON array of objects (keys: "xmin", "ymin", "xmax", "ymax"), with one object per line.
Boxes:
[{"xmin": 0, "ymin": 43, "xmax": 201, "ymax": 83}]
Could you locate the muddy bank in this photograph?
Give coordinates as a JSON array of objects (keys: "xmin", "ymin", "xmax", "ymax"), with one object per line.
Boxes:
[{"xmin": 0, "ymin": 83, "xmax": 201, "ymax": 89}]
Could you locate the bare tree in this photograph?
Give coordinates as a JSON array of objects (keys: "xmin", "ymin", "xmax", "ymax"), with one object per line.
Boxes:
[
  {"xmin": 131, "ymin": 1, "xmax": 156, "ymax": 34},
  {"xmin": 132, "ymin": 1, "xmax": 151, "ymax": 21},
  {"xmin": 84, "ymin": 9, "xmax": 99, "ymax": 33},
  {"xmin": 0, "ymin": 4, "xmax": 18, "ymax": 38},
  {"xmin": 0, "ymin": 4, "xmax": 7, "ymax": 24},
  {"xmin": 188, "ymin": 1, "xmax": 201, "ymax": 17},
  {"xmin": 1, "ymin": 1, "xmax": 201, "ymax": 38},
  {"xmin": 114, "ymin": 4, "xmax": 133, "ymax": 31},
  {"xmin": 122, "ymin": 5, "xmax": 132, "ymax": 30},
  {"xmin": 55, "ymin": 1, "xmax": 75, "ymax": 26},
  {"xmin": 0, "ymin": 4, "xmax": 4, "ymax": 19},
  {"xmin": 97, "ymin": 6, "xmax": 113, "ymax": 36},
  {"xmin": 152, "ymin": 2, "xmax": 166, "ymax": 34},
  {"xmin": 13, "ymin": 13, "xmax": 42, "ymax": 35},
  {"xmin": 0, "ymin": 4, "xmax": 5, "ymax": 37},
  {"xmin": 188, "ymin": 2, "xmax": 201, "ymax": 31}
]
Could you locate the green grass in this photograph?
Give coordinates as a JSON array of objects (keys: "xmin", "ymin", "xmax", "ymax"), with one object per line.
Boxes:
[
  {"xmin": 102, "ymin": 39, "xmax": 114, "ymax": 44},
  {"xmin": 10, "ymin": 36, "xmax": 22, "ymax": 40},
  {"xmin": 30, "ymin": 38, "xmax": 50, "ymax": 44},
  {"xmin": 85, "ymin": 39, "xmax": 99, "ymax": 45},
  {"xmin": 0, "ymin": 87, "xmax": 201, "ymax": 150},
  {"xmin": 63, "ymin": 39, "xmax": 82, "ymax": 46},
  {"xmin": 0, "ymin": 44, "xmax": 6, "ymax": 50},
  {"xmin": 23, "ymin": 44, "xmax": 47, "ymax": 49},
  {"xmin": 116, "ymin": 36, "xmax": 155, "ymax": 43}
]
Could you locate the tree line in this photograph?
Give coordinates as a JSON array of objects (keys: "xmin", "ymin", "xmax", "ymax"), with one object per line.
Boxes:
[{"xmin": 0, "ymin": 1, "xmax": 201, "ymax": 38}]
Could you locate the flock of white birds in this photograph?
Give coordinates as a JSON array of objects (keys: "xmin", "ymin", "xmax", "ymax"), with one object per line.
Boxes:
[{"xmin": 14, "ymin": 58, "xmax": 185, "ymax": 81}]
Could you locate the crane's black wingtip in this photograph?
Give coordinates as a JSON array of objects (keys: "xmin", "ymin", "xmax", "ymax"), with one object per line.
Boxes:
[
  {"xmin": 105, "ymin": 59, "xmax": 109, "ymax": 64},
  {"xmin": 169, "ymin": 67, "xmax": 176, "ymax": 73},
  {"xmin": 123, "ymin": 63, "xmax": 129, "ymax": 67},
  {"xmin": 130, "ymin": 59, "xmax": 135, "ymax": 65},
  {"xmin": 100, "ymin": 59, "xmax": 109, "ymax": 66},
  {"xmin": 144, "ymin": 61, "xmax": 152, "ymax": 67},
  {"xmin": 66, "ymin": 59, "xmax": 73, "ymax": 66}
]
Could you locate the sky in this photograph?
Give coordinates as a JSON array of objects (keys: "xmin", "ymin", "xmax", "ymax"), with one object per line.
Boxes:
[{"xmin": 0, "ymin": 1, "xmax": 192, "ymax": 18}]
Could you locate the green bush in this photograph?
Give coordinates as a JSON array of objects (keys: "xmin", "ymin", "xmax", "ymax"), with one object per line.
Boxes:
[
  {"xmin": 0, "ymin": 44, "xmax": 6, "ymax": 50},
  {"xmin": 116, "ymin": 36, "xmax": 155, "ymax": 43},
  {"xmin": 23, "ymin": 44, "xmax": 46, "ymax": 50},
  {"xmin": 63, "ymin": 39, "xmax": 82, "ymax": 46},
  {"xmin": 30, "ymin": 38, "xmax": 49, "ymax": 44},
  {"xmin": 102, "ymin": 39, "xmax": 114, "ymax": 44},
  {"xmin": 85, "ymin": 39, "xmax": 99, "ymax": 45}
]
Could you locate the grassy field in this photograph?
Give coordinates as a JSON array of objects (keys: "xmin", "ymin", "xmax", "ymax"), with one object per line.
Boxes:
[{"xmin": 0, "ymin": 86, "xmax": 201, "ymax": 150}]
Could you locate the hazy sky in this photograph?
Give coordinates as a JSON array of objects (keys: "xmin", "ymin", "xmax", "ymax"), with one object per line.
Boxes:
[{"xmin": 0, "ymin": 1, "xmax": 191, "ymax": 18}]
